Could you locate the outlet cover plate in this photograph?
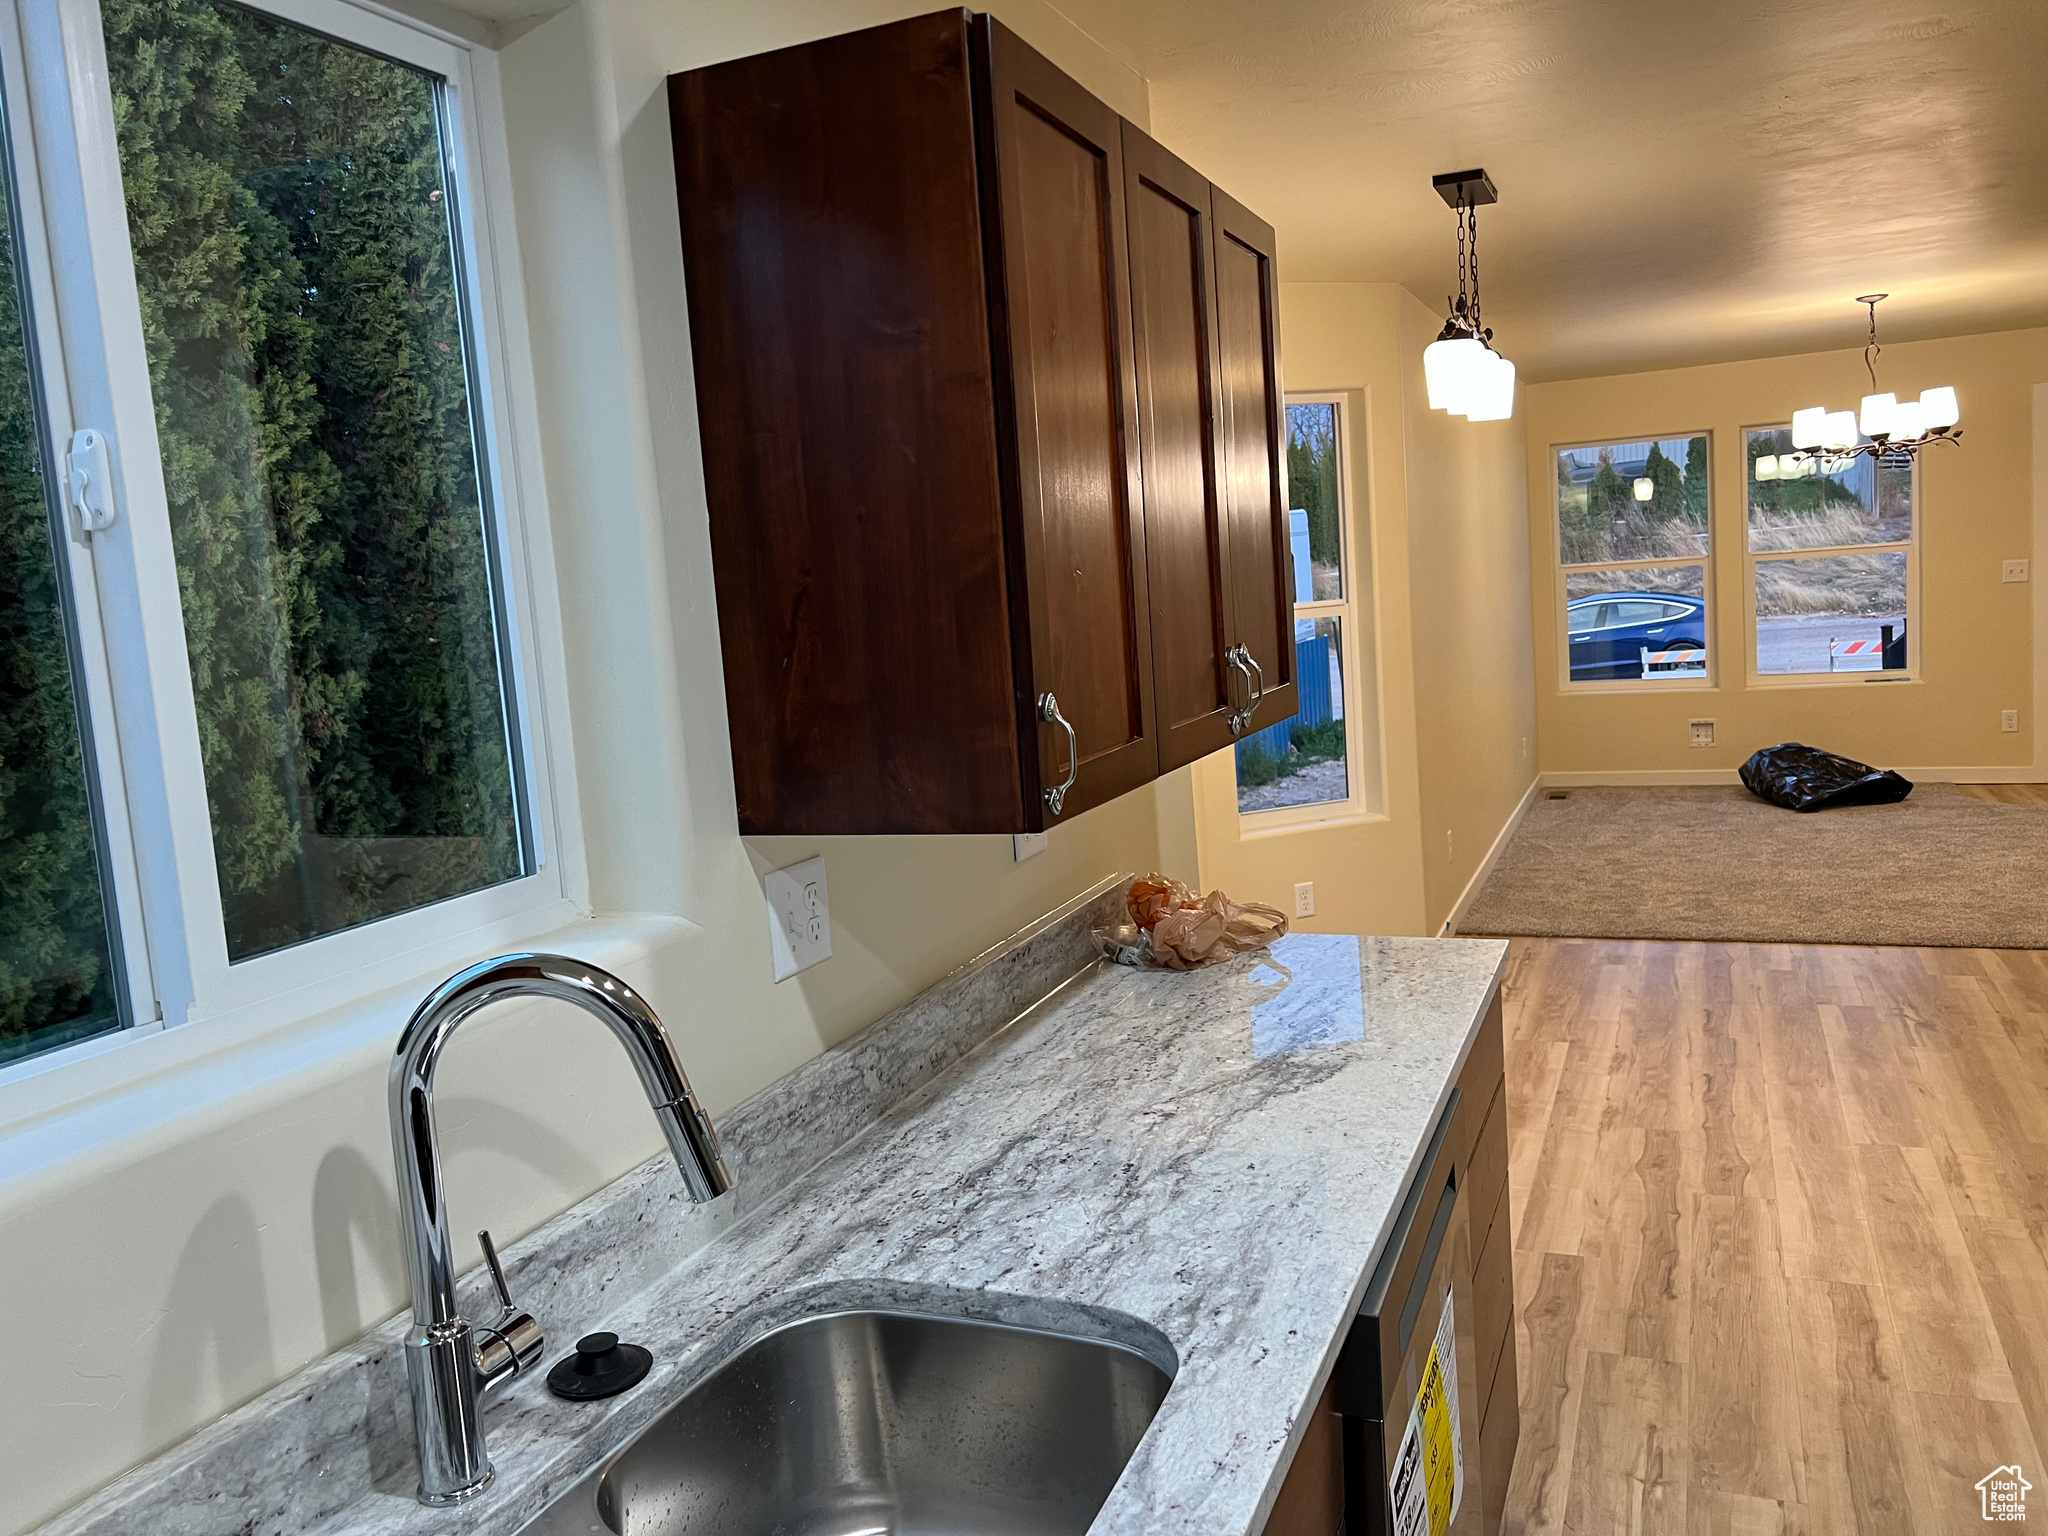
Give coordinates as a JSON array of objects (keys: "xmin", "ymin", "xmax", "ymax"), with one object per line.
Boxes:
[
  {"xmin": 1293, "ymin": 881, "xmax": 1316, "ymax": 918},
  {"xmin": 2005, "ymin": 559, "xmax": 2030, "ymax": 583},
  {"xmin": 1013, "ymin": 832, "xmax": 1048, "ymax": 862},
  {"xmin": 763, "ymin": 856, "xmax": 831, "ymax": 982},
  {"xmin": 2004, "ymin": 709, "xmax": 2021, "ymax": 733},
  {"xmin": 1689, "ymin": 719, "xmax": 1716, "ymax": 748}
]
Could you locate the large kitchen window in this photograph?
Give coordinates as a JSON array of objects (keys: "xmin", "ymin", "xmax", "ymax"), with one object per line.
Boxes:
[
  {"xmin": 1237, "ymin": 397, "xmax": 1358, "ymax": 816},
  {"xmin": 0, "ymin": 82, "xmax": 119, "ymax": 1066},
  {"xmin": 1746, "ymin": 426, "xmax": 1914, "ymax": 678},
  {"xmin": 0, "ymin": 0, "xmax": 563, "ymax": 1073},
  {"xmin": 1554, "ymin": 434, "xmax": 1712, "ymax": 688}
]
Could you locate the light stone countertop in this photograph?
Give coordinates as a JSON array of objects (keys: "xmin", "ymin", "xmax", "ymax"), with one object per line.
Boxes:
[{"xmin": 41, "ymin": 919, "xmax": 1506, "ymax": 1536}]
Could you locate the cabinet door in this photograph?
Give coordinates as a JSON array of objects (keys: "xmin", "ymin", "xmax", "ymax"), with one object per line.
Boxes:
[
  {"xmin": 1120, "ymin": 122, "xmax": 1238, "ymax": 774},
  {"xmin": 1210, "ymin": 187, "xmax": 1299, "ymax": 735},
  {"xmin": 976, "ymin": 17, "xmax": 1157, "ymax": 825},
  {"xmin": 670, "ymin": 12, "xmax": 1023, "ymax": 835}
]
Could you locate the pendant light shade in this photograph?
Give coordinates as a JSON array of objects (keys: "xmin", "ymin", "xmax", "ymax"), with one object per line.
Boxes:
[
  {"xmin": 1859, "ymin": 392, "xmax": 1897, "ymax": 438},
  {"xmin": 1424, "ymin": 334, "xmax": 1488, "ymax": 412},
  {"xmin": 1920, "ymin": 386, "xmax": 1960, "ymax": 429},
  {"xmin": 1790, "ymin": 407, "xmax": 1827, "ymax": 449},
  {"xmin": 1462, "ymin": 348, "xmax": 1516, "ymax": 421},
  {"xmin": 1820, "ymin": 411, "xmax": 1859, "ymax": 452}
]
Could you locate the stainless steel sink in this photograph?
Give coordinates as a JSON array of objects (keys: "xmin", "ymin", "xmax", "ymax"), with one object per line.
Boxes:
[{"xmin": 517, "ymin": 1308, "xmax": 1173, "ymax": 1535}]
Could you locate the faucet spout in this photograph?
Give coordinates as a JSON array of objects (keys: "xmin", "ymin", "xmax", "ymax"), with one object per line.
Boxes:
[{"xmin": 389, "ymin": 953, "xmax": 731, "ymax": 1504}]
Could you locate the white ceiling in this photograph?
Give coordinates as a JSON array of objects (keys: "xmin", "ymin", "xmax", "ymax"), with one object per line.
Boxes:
[{"xmin": 1054, "ymin": 0, "xmax": 2048, "ymax": 380}]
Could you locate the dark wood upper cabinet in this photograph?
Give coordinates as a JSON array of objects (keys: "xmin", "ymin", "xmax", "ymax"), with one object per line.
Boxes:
[
  {"xmin": 669, "ymin": 9, "xmax": 1292, "ymax": 834},
  {"xmin": 1120, "ymin": 122, "xmax": 1238, "ymax": 773},
  {"xmin": 976, "ymin": 20, "xmax": 1158, "ymax": 823},
  {"xmin": 1211, "ymin": 187, "xmax": 1300, "ymax": 735}
]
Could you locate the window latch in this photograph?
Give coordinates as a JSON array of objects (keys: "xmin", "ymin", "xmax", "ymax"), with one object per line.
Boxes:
[{"xmin": 66, "ymin": 427, "xmax": 118, "ymax": 535}]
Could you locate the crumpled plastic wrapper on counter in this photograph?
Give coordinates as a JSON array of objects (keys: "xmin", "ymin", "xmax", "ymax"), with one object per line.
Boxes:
[{"xmin": 1094, "ymin": 873, "xmax": 1289, "ymax": 970}]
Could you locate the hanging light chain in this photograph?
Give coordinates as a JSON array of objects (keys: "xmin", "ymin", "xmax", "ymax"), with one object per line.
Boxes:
[
  {"xmin": 1864, "ymin": 296, "xmax": 1883, "ymax": 393},
  {"xmin": 1469, "ymin": 196, "xmax": 1482, "ymax": 336},
  {"xmin": 1453, "ymin": 188, "xmax": 1469, "ymax": 326}
]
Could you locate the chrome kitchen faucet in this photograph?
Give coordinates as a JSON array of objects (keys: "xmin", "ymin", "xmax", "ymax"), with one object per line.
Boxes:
[{"xmin": 388, "ymin": 954, "xmax": 732, "ymax": 1505}]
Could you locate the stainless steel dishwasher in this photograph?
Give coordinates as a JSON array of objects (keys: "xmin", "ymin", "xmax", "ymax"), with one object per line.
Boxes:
[{"xmin": 1337, "ymin": 1088, "xmax": 1486, "ymax": 1536}]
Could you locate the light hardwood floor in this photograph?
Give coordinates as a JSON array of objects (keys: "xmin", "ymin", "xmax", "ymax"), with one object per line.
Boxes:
[
  {"xmin": 1958, "ymin": 783, "xmax": 2048, "ymax": 807},
  {"xmin": 1497, "ymin": 937, "xmax": 2048, "ymax": 1534}
]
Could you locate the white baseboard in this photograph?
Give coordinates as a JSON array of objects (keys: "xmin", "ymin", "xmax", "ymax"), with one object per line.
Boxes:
[
  {"xmin": 1442, "ymin": 777, "xmax": 1540, "ymax": 936},
  {"xmin": 1541, "ymin": 769, "xmax": 1738, "ymax": 787},
  {"xmin": 1539, "ymin": 766, "xmax": 2048, "ymax": 788}
]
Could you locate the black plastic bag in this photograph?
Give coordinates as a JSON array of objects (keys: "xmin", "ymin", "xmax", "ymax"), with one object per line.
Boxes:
[{"xmin": 1739, "ymin": 741, "xmax": 1913, "ymax": 812}]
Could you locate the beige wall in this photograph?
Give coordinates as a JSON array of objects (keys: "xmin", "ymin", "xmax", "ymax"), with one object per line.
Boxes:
[
  {"xmin": 1192, "ymin": 285, "xmax": 1429, "ymax": 936},
  {"xmin": 1398, "ymin": 298, "xmax": 1537, "ymax": 924},
  {"xmin": 1191, "ymin": 283, "xmax": 1534, "ymax": 938},
  {"xmin": 1525, "ymin": 328, "xmax": 2048, "ymax": 780},
  {"xmin": 0, "ymin": 7, "xmax": 1179, "ymax": 1532}
]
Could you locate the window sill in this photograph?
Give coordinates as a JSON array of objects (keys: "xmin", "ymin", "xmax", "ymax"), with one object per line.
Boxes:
[
  {"xmin": 1557, "ymin": 679, "xmax": 1720, "ymax": 696},
  {"xmin": 0, "ymin": 907, "xmax": 690, "ymax": 1206},
  {"xmin": 1745, "ymin": 672, "xmax": 1921, "ymax": 690},
  {"xmin": 1237, "ymin": 808, "xmax": 1388, "ymax": 840}
]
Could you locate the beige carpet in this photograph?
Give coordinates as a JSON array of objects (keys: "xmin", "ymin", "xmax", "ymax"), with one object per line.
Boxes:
[{"xmin": 1457, "ymin": 782, "xmax": 2048, "ymax": 948}]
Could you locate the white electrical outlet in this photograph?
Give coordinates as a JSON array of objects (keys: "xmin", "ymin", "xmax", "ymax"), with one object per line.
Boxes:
[
  {"xmin": 2003, "ymin": 709, "xmax": 2021, "ymax": 733},
  {"xmin": 1012, "ymin": 831, "xmax": 1048, "ymax": 862},
  {"xmin": 2005, "ymin": 559, "xmax": 2030, "ymax": 583},
  {"xmin": 763, "ymin": 856, "xmax": 831, "ymax": 982},
  {"xmin": 1293, "ymin": 881, "xmax": 1316, "ymax": 918},
  {"xmin": 1689, "ymin": 718, "xmax": 1716, "ymax": 748}
]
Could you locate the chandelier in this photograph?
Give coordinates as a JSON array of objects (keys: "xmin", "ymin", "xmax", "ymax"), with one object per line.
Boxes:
[
  {"xmin": 1766, "ymin": 294, "xmax": 1960, "ymax": 478},
  {"xmin": 1421, "ymin": 169, "xmax": 1515, "ymax": 422}
]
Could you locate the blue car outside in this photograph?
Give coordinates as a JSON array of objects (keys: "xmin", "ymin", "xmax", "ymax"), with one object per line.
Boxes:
[{"xmin": 1567, "ymin": 591, "xmax": 1707, "ymax": 681}]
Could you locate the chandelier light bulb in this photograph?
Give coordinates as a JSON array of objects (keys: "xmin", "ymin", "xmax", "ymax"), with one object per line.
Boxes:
[
  {"xmin": 1632, "ymin": 476, "xmax": 1654, "ymax": 502},
  {"xmin": 1790, "ymin": 407, "xmax": 1827, "ymax": 450},
  {"xmin": 1754, "ymin": 455, "xmax": 1779, "ymax": 481},
  {"xmin": 1889, "ymin": 399, "xmax": 1927, "ymax": 442},
  {"xmin": 1821, "ymin": 411, "xmax": 1859, "ymax": 452},
  {"xmin": 1860, "ymin": 391, "xmax": 1897, "ymax": 438},
  {"xmin": 1919, "ymin": 386, "xmax": 1960, "ymax": 429}
]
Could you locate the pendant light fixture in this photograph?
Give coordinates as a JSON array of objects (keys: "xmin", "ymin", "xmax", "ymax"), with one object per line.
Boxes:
[
  {"xmin": 1422, "ymin": 169, "xmax": 1515, "ymax": 422},
  {"xmin": 1766, "ymin": 294, "xmax": 1960, "ymax": 479}
]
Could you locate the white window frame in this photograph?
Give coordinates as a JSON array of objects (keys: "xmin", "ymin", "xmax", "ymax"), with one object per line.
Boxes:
[
  {"xmin": 1741, "ymin": 421, "xmax": 1921, "ymax": 689},
  {"xmin": 1239, "ymin": 390, "xmax": 1381, "ymax": 833},
  {"xmin": 0, "ymin": 0, "xmax": 585, "ymax": 1089},
  {"xmin": 1551, "ymin": 430, "xmax": 1716, "ymax": 694}
]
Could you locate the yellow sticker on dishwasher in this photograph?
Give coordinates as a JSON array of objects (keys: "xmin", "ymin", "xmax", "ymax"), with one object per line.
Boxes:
[{"xmin": 1388, "ymin": 1290, "xmax": 1463, "ymax": 1536}]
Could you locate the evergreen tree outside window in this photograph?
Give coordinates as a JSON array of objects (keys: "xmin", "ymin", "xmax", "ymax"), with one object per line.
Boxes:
[
  {"xmin": 0, "ymin": 81, "xmax": 122, "ymax": 1066},
  {"xmin": 101, "ymin": 0, "xmax": 526, "ymax": 959},
  {"xmin": 1554, "ymin": 434, "xmax": 1713, "ymax": 687}
]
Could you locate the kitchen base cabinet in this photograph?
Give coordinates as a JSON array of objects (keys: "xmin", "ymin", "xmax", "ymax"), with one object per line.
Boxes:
[
  {"xmin": 1330, "ymin": 992, "xmax": 1516, "ymax": 1534},
  {"xmin": 1462, "ymin": 994, "xmax": 1518, "ymax": 1534},
  {"xmin": 1266, "ymin": 1375, "xmax": 1345, "ymax": 1536},
  {"xmin": 1478, "ymin": 1313, "xmax": 1521, "ymax": 1536},
  {"xmin": 669, "ymin": 9, "xmax": 1291, "ymax": 834}
]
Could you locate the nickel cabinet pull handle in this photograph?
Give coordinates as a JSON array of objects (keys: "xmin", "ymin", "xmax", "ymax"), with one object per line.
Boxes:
[
  {"xmin": 1226, "ymin": 646, "xmax": 1252, "ymax": 735},
  {"xmin": 1239, "ymin": 645, "xmax": 1266, "ymax": 727},
  {"xmin": 1039, "ymin": 692, "xmax": 1079, "ymax": 816}
]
